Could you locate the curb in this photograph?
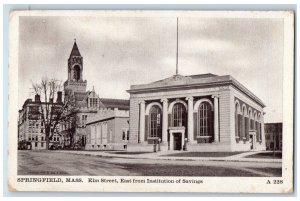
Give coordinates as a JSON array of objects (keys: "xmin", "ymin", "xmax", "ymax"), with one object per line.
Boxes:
[{"xmin": 55, "ymin": 151, "xmax": 282, "ymax": 163}]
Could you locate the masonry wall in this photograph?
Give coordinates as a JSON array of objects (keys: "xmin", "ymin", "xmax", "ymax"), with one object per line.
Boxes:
[
  {"xmin": 85, "ymin": 117, "xmax": 129, "ymax": 150},
  {"xmin": 129, "ymin": 98, "xmax": 140, "ymax": 143},
  {"xmin": 114, "ymin": 117, "xmax": 129, "ymax": 143},
  {"xmin": 107, "ymin": 119, "xmax": 114, "ymax": 144},
  {"xmin": 128, "ymin": 85, "xmax": 232, "ymax": 149},
  {"xmin": 218, "ymin": 89, "xmax": 231, "ymax": 145},
  {"xmin": 229, "ymin": 86, "xmax": 266, "ymax": 151}
]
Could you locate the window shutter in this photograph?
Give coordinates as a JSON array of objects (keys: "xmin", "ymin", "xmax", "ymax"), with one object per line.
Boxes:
[
  {"xmin": 193, "ymin": 112, "xmax": 198, "ymax": 140},
  {"xmin": 145, "ymin": 115, "xmax": 149, "ymax": 141}
]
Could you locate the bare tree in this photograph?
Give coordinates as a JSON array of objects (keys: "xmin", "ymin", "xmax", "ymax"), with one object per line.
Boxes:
[{"xmin": 31, "ymin": 77, "xmax": 76, "ymax": 150}]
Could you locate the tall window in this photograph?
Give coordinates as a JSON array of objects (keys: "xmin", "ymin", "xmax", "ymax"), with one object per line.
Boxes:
[
  {"xmin": 172, "ymin": 103, "xmax": 186, "ymax": 127},
  {"xmin": 149, "ymin": 106, "xmax": 162, "ymax": 138},
  {"xmin": 198, "ymin": 102, "xmax": 213, "ymax": 137},
  {"xmin": 249, "ymin": 110, "xmax": 253, "ymax": 130},
  {"xmin": 242, "ymin": 107, "xmax": 248, "ymax": 140},
  {"xmin": 73, "ymin": 65, "xmax": 80, "ymax": 81},
  {"xmin": 82, "ymin": 115, "xmax": 87, "ymax": 127},
  {"xmin": 235, "ymin": 103, "xmax": 239, "ymax": 138}
]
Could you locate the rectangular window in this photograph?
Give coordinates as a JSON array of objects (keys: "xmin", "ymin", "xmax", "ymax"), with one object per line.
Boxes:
[
  {"xmin": 35, "ymin": 142, "xmax": 38, "ymax": 147},
  {"xmin": 82, "ymin": 115, "xmax": 87, "ymax": 127},
  {"xmin": 41, "ymin": 142, "xmax": 44, "ymax": 147},
  {"xmin": 127, "ymin": 130, "xmax": 129, "ymax": 141}
]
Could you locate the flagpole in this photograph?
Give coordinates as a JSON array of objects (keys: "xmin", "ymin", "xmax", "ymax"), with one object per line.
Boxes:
[{"xmin": 176, "ymin": 17, "xmax": 179, "ymax": 75}]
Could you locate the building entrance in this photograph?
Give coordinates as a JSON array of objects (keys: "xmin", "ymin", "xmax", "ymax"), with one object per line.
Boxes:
[
  {"xmin": 169, "ymin": 127, "xmax": 185, "ymax": 151},
  {"xmin": 249, "ymin": 130, "xmax": 257, "ymax": 150},
  {"xmin": 173, "ymin": 133, "xmax": 182, "ymax": 150}
]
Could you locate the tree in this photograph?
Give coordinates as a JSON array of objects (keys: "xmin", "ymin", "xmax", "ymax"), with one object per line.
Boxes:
[{"xmin": 31, "ymin": 77, "xmax": 77, "ymax": 150}]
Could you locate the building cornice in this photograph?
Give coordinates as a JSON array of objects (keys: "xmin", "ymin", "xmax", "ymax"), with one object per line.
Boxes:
[{"xmin": 127, "ymin": 76, "xmax": 265, "ymax": 108}]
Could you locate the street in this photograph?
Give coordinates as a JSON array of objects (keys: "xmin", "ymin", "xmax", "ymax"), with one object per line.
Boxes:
[{"xmin": 18, "ymin": 150, "xmax": 282, "ymax": 176}]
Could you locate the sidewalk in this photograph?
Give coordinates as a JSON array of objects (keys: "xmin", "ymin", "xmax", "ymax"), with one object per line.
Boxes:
[{"xmin": 56, "ymin": 150, "xmax": 282, "ymax": 163}]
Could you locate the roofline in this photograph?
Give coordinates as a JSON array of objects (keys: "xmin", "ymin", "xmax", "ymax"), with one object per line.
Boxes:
[
  {"xmin": 21, "ymin": 100, "xmax": 63, "ymax": 110},
  {"xmin": 127, "ymin": 77, "xmax": 265, "ymax": 108},
  {"xmin": 86, "ymin": 116, "xmax": 129, "ymax": 125},
  {"xmin": 99, "ymin": 98, "xmax": 130, "ymax": 102},
  {"xmin": 264, "ymin": 122, "xmax": 283, "ymax": 125}
]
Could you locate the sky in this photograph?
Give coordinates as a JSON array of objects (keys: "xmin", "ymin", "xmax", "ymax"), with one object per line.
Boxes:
[{"xmin": 18, "ymin": 16, "xmax": 283, "ymax": 123}]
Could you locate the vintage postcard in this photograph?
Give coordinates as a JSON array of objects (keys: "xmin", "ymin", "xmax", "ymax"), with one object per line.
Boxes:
[{"xmin": 8, "ymin": 10, "xmax": 294, "ymax": 193}]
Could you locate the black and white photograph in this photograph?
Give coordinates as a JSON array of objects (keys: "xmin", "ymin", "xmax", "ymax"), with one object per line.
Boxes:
[{"xmin": 8, "ymin": 10, "xmax": 294, "ymax": 193}]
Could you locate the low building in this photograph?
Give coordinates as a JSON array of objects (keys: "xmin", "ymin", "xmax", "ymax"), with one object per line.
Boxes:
[
  {"xmin": 264, "ymin": 123, "xmax": 282, "ymax": 150},
  {"xmin": 85, "ymin": 108, "xmax": 129, "ymax": 150},
  {"xmin": 18, "ymin": 94, "xmax": 63, "ymax": 150},
  {"xmin": 127, "ymin": 73, "xmax": 266, "ymax": 152}
]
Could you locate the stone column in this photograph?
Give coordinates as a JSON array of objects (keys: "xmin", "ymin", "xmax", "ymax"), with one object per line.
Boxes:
[
  {"xmin": 161, "ymin": 98, "xmax": 168, "ymax": 143},
  {"xmin": 261, "ymin": 112, "xmax": 265, "ymax": 145},
  {"xmin": 212, "ymin": 95, "xmax": 219, "ymax": 142},
  {"xmin": 139, "ymin": 100, "xmax": 145, "ymax": 143},
  {"xmin": 185, "ymin": 96, "xmax": 194, "ymax": 143}
]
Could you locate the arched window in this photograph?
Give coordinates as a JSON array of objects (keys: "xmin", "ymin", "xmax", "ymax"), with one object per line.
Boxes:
[
  {"xmin": 73, "ymin": 65, "xmax": 81, "ymax": 81},
  {"xmin": 149, "ymin": 106, "xmax": 162, "ymax": 138},
  {"xmin": 249, "ymin": 110, "xmax": 253, "ymax": 130},
  {"xmin": 235, "ymin": 103, "xmax": 240, "ymax": 139},
  {"xmin": 243, "ymin": 106, "xmax": 249, "ymax": 140},
  {"xmin": 197, "ymin": 102, "xmax": 213, "ymax": 138},
  {"xmin": 172, "ymin": 103, "xmax": 186, "ymax": 127}
]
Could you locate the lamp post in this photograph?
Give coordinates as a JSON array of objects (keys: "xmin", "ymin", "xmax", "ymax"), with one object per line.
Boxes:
[
  {"xmin": 158, "ymin": 138, "xmax": 161, "ymax": 152},
  {"xmin": 184, "ymin": 138, "xmax": 188, "ymax": 151},
  {"xmin": 153, "ymin": 138, "xmax": 157, "ymax": 152}
]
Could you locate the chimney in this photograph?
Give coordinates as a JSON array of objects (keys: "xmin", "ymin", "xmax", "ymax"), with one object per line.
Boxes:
[
  {"xmin": 34, "ymin": 94, "xmax": 41, "ymax": 102},
  {"xmin": 56, "ymin": 91, "xmax": 62, "ymax": 103}
]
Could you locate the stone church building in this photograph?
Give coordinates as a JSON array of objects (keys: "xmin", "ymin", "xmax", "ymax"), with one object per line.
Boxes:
[
  {"xmin": 62, "ymin": 41, "xmax": 129, "ymax": 148},
  {"xmin": 127, "ymin": 73, "xmax": 266, "ymax": 152}
]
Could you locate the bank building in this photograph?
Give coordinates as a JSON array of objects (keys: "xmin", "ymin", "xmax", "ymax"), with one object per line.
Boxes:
[{"xmin": 127, "ymin": 73, "xmax": 266, "ymax": 152}]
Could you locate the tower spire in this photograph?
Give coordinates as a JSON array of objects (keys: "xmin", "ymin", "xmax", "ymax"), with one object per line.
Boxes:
[
  {"xmin": 69, "ymin": 39, "xmax": 81, "ymax": 58},
  {"xmin": 176, "ymin": 17, "xmax": 179, "ymax": 75}
]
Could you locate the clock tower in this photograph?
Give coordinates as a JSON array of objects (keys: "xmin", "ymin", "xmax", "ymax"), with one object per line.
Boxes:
[{"xmin": 64, "ymin": 40, "xmax": 87, "ymax": 98}]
